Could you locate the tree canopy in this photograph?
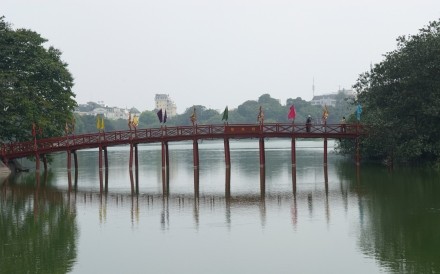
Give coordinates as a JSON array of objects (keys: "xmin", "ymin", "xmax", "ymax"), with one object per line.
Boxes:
[
  {"xmin": 347, "ymin": 19, "xmax": 440, "ymax": 164},
  {"xmin": 0, "ymin": 16, "xmax": 76, "ymax": 143}
]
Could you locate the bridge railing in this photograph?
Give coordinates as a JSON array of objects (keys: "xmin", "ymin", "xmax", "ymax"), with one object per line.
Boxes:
[{"xmin": 1, "ymin": 123, "xmax": 365, "ymax": 160}]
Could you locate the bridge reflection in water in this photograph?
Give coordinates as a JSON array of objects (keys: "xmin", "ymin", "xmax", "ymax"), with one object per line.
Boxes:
[
  {"xmin": 0, "ymin": 164, "xmax": 361, "ymax": 231},
  {"xmin": 1, "ymin": 123, "xmax": 365, "ymax": 194}
]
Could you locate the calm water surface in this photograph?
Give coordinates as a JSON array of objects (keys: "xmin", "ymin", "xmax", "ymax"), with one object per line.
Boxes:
[{"xmin": 1, "ymin": 139, "xmax": 439, "ymax": 274}]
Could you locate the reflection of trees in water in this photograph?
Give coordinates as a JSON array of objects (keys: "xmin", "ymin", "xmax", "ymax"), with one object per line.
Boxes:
[
  {"xmin": 0, "ymin": 176, "xmax": 78, "ymax": 273},
  {"xmin": 336, "ymin": 164, "xmax": 440, "ymax": 273}
]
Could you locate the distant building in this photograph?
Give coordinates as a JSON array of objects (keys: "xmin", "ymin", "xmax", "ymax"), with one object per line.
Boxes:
[
  {"xmin": 155, "ymin": 94, "xmax": 177, "ymax": 117},
  {"xmin": 311, "ymin": 94, "xmax": 337, "ymax": 107},
  {"xmin": 74, "ymin": 101, "xmax": 129, "ymax": 120},
  {"xmin": 311, "ymin": 89, "xmax": 355, "ymax": 107}
]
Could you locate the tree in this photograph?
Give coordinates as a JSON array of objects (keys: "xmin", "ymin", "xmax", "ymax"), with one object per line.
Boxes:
[
  {"xmin": 0, "ymin": 17, "xmax": 76, "ymax": 143},
  {"xmin": 350, "ymin": 19, "xmax": 440, "ymax": 164}
]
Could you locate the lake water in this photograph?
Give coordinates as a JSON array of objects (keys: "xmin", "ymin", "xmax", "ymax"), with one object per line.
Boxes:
[{"xmin": 1, "ymin": 139, "xmax": 439, "ymax": 274}]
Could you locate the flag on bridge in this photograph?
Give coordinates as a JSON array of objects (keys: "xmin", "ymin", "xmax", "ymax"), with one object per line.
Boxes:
[
  {"xmin": 157, "ymin": 109, "xmax": 163, "ymax": 123},
  {"xmin": 222, "ymin": 106, "xmax": 228, "ymax": 122},
  {"xmin": 322, "ymin": 105, "xmax": 329, "ymax": 121},
  {"xmin": 356, "ymin": 104, "xmax": 362, "ymax": 121},
  {"xmin": 257, "ymin": 106, "xmax": 264, "ymax": 124},
  {"xmin": 164, "ymin": 110, "xmax": 167, "ymax": 123},
  {"xmin": 190, "ymin": 107, "xmax": 197, "ymax": 125},
  {"xmin": 96, "ymin": 115, "xmax": 105, "ymax": 131},
  {"xmin": 132, "ymin": 115, "xmax": 139, "ymax": 127},
  {"xmin": 288, "ymin": 105, "xmax": 296, "ymax": 120}
]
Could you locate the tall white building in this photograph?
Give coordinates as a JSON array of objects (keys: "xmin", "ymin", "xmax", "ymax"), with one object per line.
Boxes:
[{"xmin": 155, "ymin": 94, "xmax": 177, "ymax": 117}]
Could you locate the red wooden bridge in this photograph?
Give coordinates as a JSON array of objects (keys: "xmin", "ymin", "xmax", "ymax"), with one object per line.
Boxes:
[{"xmin": 1, "ymin": 123, "xmax": 364, "ymax": 172}]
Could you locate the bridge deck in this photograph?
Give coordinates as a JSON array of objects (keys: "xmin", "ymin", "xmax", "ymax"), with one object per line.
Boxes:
[{"xmin": 1, "ymin": 123, "xmax": 365, "ymax": 160}]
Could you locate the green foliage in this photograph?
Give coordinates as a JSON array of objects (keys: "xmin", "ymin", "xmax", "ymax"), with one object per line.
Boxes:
[
  {"xmin": 0, "ymin": 16, "xmax": 76, "ymax": 142},
  {"xmin": 349, "ymin": 19, "xmax": 440, "ymax": 163},
  {"xmin": 0, "ymin": 180, "xmax": 77, "ymax": 273}
]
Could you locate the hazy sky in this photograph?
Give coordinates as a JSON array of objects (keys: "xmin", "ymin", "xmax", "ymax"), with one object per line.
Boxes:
[{"xmin": 3, "ymin": 0, "xmax": 440, "ymax": 113}]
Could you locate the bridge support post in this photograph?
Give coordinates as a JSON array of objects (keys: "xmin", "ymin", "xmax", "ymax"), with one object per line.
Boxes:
[
  {"xmin": 165, "ymin": 141, "xmax": 169, "ymax": 179},
  {"xmin": 292, "ymin": 164, "xmax": 297, "ymax": 195},
  {"xmin": 73, "ymin": 150, "xmax": 78, "ymax": 186},
  {"xmin": 225, "ymin": 167, "xmax": 231, "ymax": 198},
  {"xmin": 259, "ymin": 137, "xmax": 265, "ymax": 168},
  {"xmin": 73, "ymin": 150, "xmax": 78, "ymax": 171},
  {"xmin": 67, "ymin": 168, "xmax": 72, "ymax": 192},
  {"xmin": 161, "ymin": 142, "xmax": 166, "ymax": 170},
  {"xmin": 291, "ymin": 137, "xmax": 297, "ymax": 193},
  {"xmin": 98, "ymin": 146, "xmax": 103, "ymax": 170},
  {"xmin": 193, "ymin": 139, "xmax": 199, "ymax": 196},
  {"xmin": 356, "ymin": 138, "xmax": 360, "ymax": 166},
  {"xmin": 104, "ymin": 146, "xmax": 108, "ymax": 170},
  {"xmin": 67, "ymin": 150, "xmax": 72, "ymax": 171},
  {"xmin": 161, "ymin": 142, "xmax": 168, "ymax": 195},
  {"xmin": 129, "ymin": 143, "xmax": 134, "ymax": 170},
  {"xmin": 129, "ymin": 169, "xmax": 135, "ymax": 194},
  {"xmin": 99, "ymin": 146, "xmax": 103, "ymax": 192},
  {"xmin": 193, "ymin": 139, "xmax": 199, "ymax": 169},
  {"xmin": 259, "ymin": 137, "xmax": 265, "ymax": 195},
  {"xmin": 42, "ymin": 154, "xmax": 48, "ymax": 171},
  {"xmin": 291, "ymin": 138, "xmax": 296, "ymax": 167},
  {"xmin": 324, "ymin": 138, "xmax": 328, "ymax": 166},
  {"xmin": 35, "ymin": 153, "xmax": 40, "ymax": 173},
  {"xmin": 134, "ymin": 144, "xmax": 139, "ymax": 193},
  {"xmin": 194, "ymin": 168, "xmax": 199, "ymax": 198},
  {"xmin": 260, "ymin": 167, "xmax": 265, "ymax": 195},
  {"xmin": 224, "ymin": 138, "xmax": 230, "ymax": 169}
]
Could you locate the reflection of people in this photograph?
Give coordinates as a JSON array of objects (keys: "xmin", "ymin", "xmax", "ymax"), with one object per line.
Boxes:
[
  {"xmin": 306, "ymin": 115, "xmax": 312, "ymax": 132},
  {"xmin": 341, "ymin": 116, "xmax": 346, "ymax": 133}
]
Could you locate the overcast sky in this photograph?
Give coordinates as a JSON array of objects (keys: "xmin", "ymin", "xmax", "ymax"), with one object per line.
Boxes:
[{"xmin": 3, "ymin": 0, "xmax": 440, "ymax": 113}]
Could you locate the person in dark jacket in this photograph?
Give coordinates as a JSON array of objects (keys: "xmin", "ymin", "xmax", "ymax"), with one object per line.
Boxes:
[{"xmin": 306, "ymin": 115, "xmax": 312, "ymax": 133}]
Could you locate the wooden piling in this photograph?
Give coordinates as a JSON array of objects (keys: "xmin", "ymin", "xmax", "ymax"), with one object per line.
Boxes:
[
  {"xmin": 129, "ymin": 169, "xmax": 135, "ymax": 194},
  {"xmin": 67, "ymin": 168, "xmax": 72, "ymax": 192},
  {"xmin": 292, "ymin": 165, "xmax": 297, "ymax": 194},
  {"xmin": 161, "ymin": 142, "xmax": 166, "ymax": 171},
  {"xmin": 42, "ymin": 154, "xmax": 48, "ymax": 171},
  {"xmin": 161, "ymin": 142, "xmax": 167, "ymax": 195},
  {"xmin": 194, "ymin": 168, "xmax": 199, "ymax": 197},
  {"xmin": 224, "ymin": 138, "xmax": 230, "ymax": 168},
  {"xmin": 260, "ymin": 167, "xmax": 265, "ymax": 195},
  {"xmin": 225, "ymin": 167, "xmax": 231, "ymax": 198},
  {"xmin": 291, "ymin": 138, "xmax": 296, "ymax": 168},
  {"xmin": 129, "ymin": 143, "xmax": 134, "ymax": 170},
  {"xmin": 259, "ymin": 137, "xmax": 265, "ymax": 168},
  {"xmin": 99, "ymin": 146, "xmax": 103, "ymax": 192},
  {"xmin": 98, "ymin": 146, "xmax": 103, "ymax": 170},
  {"xmin": 73, "ymin": 150, "xmax": 78, "ymax": 184},
  {"xmin": 35, "ymin": 153, "xmax": 40, "ymax": 173},
  {"xmin": 165, "ymin": 141, "xmax": 170, "ymax": 184},
  {"xmin": 356, "ymin": 138, "xmax": 360, "ymax": 166},
  {"xmin": 324, "ymin": 138, "xmax": 328, "ymax": 166},
  {"xmin": 67, "ymin": 150, "xmax": 72, "ymax": 171},
  {"xmin": 193, "ymin": 139, "xmax": 199, "ymax": 169},
  {"xmin": 134, "ymin": 144, "xmax": 139, "ymax": 193},
  {"xmin": 104, "ymin": 146, "xmax": 108, "ymax": 170}
]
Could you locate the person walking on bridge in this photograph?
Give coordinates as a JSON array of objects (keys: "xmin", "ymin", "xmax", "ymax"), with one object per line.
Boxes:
[
  {"xmin": 341, "ymin": 116, "xmax": 347, "ymax": 133},
  {"xmin": 306, "ymin": 115, "xmax": 312, "ymax": 133}
]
